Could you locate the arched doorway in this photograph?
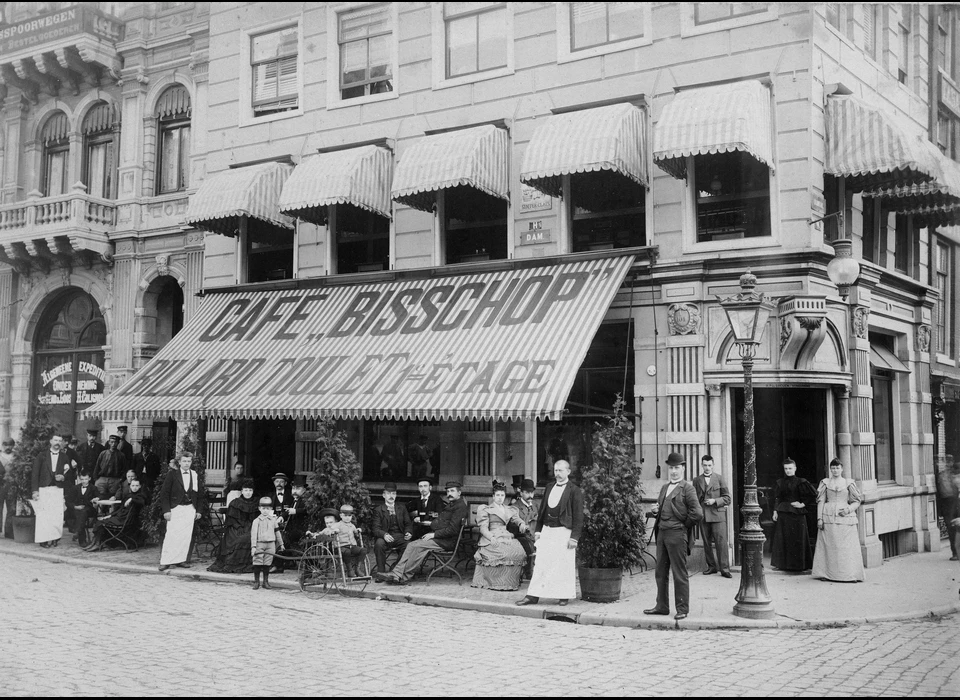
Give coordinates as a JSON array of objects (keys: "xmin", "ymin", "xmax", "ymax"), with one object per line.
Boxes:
[
  {"xmin": 154, "ymin": 276, "xmax": 184, "ymax": 350},
  {"xmin": 32, "ymin": 290, "xmax": 106, "ymax": 437}
]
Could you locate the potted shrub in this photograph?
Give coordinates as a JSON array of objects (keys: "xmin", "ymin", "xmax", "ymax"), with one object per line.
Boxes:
[
  {"xmin": 3, "ymin": 405, "xmax": 58, "ymax": 544},
  {"xmin": 576, "ymin": 397, "xmax": 646, "ymax": 602},
  {"xmin": 303, "ymin": 419, "xmax": 373, "ymax": 534}
]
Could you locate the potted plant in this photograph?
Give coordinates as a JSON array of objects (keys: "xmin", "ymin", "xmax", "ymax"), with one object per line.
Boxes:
[
  {"xmin": 3, "ymin": 405, "xmax": 58, "ymax": 544},
  {"xmin": 303, "ymin": 419, "xmax": 373, "ymax": 534},
  {"xmin": 576, "ymin": 396, "xmax": 646, "ymax": 602}
]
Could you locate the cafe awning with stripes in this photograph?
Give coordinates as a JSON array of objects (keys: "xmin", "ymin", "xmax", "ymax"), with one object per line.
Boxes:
[
  {"xmin": 653, "ymin": 80, "xmax": 773, "ymax": 180},
  {"xmin": 520, "ymin": 103, "xmax": 648, "ymax": 201},
  {"xmin": 825, "ymin": 94, "xmax": 940, "ymax": 192},
  {"xmin": 85, "ymin": 255, "xmax": 635, "ymax": 422},
  {"xmin": 186, "ymin": 161, "xmax": 295, "ymax": 237},
  {"xmin": 391, "ymin": 124, "xmax": 509, "ymax": 212},
  {"xmin": 278, "ymin": 145, "xmax": 393, "ymax": 226}
]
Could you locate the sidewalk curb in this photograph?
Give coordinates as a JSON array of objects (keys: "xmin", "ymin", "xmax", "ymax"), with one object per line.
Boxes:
[{"xmin": 5, "ymin": 545, "xmax": 959, "ymax": 629}]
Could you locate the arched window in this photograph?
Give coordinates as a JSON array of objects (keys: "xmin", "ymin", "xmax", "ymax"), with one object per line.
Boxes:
[
  {"xmin": 33, "ymin": 290, "xmax": 107, "ymax": 436},
  {"xmin": 82, "ymin": 102, "xmax": 120, "ymax": 199},
  {"xmin": 41, "ymin": 112, "xmax": 69, "ymax": 197},
  {"xmin": 156, "ymin": 85, "xmax": 192, "ymax": 194}
]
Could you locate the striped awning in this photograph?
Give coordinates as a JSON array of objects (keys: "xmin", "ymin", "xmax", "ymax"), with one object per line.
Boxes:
[
  {"xmin": 186, "ymin": 161, "xmax": 294, "ymax": 237},
  {"xmin": 520, "ymin": 103, "xmax": 648, "ymax": 199},
  {"xmin": 84, "ymin": 255, "xmax": 635, "ymax": 422},
  {"xmin": 870, "ymin": 343, "xmax": 910, "ymax": 374},
  {"xmin": 653, "ymin": 80, "xmax": 773, "ymax": 180},
  {"xmin": 863, "ymin": 139, "xmax": 960, "ymax": 225},
  {"xmin": 278, "ymin": 145, "xmax": 393, "ymax": 226},
  {"xmin": 825, "ymin": 94, "xmax": 940, "ymax": 192},
  {"xmin": 392, "ymin": 125, "xmax": 509, "ymax": 212}
]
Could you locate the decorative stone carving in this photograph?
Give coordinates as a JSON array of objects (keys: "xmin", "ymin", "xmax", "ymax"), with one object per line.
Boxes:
[
  {"xmin": 917, "ymin": 325, "xmax": 931, "ymax": 353},
  {"xmin": 156, "ymin": 255, "xmax": 169, "ymax": 277},
  {"xmin": 667, "ymin": 303, "xmax": 700, "ymax": 335},
  {"xmin": 798, "ymin": 317, "xmax": 823, "ymax": 331},
  {"xmin": 59, "ymin": 264, "xmax": 70, "ymax": 288},
  {"xmin": 780, "ymin": 317, "xmax": 792, "ymax": 351},
  {"xmin": 186, "ymin": 230, "xmax": 205, "ymax": 247},
  {"xmin": 852, "ymin": 307, "xmax": 869, "ymax": 339},
  {"xmin": 777, "ymin": 297, "xmax": 828, "ymax": 371}
]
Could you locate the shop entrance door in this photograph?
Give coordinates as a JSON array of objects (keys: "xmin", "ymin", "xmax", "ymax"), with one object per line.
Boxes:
[
  {"xmin": 245, "ymin": 419, "xmax": 296, "ymax": 494},
  {"xmin": 730, "ymin": 387, "xmax": 826, "ymax": 563}
]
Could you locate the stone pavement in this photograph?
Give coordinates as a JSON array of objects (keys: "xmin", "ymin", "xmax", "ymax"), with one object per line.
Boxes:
[
  {"xmin": 1, "ymin": 553, "xmax": 958, "ymax": 697},
  {"xmin": 0, "ymin": 534, "xmax": 957, "ymax": 629}
]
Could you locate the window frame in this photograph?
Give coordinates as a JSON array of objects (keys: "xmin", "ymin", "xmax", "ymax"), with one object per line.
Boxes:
[
  {"xmin": 42, "ymin": 138, "xmax": 70, "ymax": 198},
  {"xmin": 327, "ymin": 203, "xmax": 392, "ymax": 275},
  {"xmin": 82, "ymin": 130, "xmax": 116, "ymax": 200},
  {"xmin": 680, "ymin": 2, "xmax": 778, "ymax": 38},
  {"xmin": 898, "ymin": 4, "xmax": 912, "ymax": 86},
  {"xmin": 431, "ymin": 2, "xmax": 514, "ymax": 90},
  {"xmin": 326, "ymin": 2, "xmax": 399, "ymax": 110},
  {"xmin": 870, "ymin": 365, "xmax": 897, "ymax": 483},
  {"xmin": 239, "ymin": 20, "xmax": 303, "ymax": 127},
  {"xmin": 437, "ymin": 188, "xmax": 511, "ymax": 266},
  {"xmin": 935, "ymin": 240, "xmax": 953, "ymax": 359},
  {"xmin": 156, "ymin": 114, "xmax": 191, "ymax": 195},
  {"xmin": 556, "ymin": 2, "xmax": 652, "ymax": 63}
]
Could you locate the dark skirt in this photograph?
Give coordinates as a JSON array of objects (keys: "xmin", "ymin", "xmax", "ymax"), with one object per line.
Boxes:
[
  {"xmin": 771, "ymin": 511, "xmax": 812, "ymax": 571},
  {"xmin": 207, "ymin": 521, "xmax": 254, "ymax": 573}
]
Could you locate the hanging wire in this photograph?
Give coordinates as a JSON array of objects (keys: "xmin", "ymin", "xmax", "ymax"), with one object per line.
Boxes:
[{"xmin": 622, "ymin": 271, "xmax": 636, "ymax": 405}]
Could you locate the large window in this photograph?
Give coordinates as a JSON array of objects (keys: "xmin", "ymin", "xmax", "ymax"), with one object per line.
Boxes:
[
  {"xmin": 936, "ymin": 241, "xmax": 953, "ymax": 356},
  {"xmin": 252, "ymin": 25, "xmax": 299, "ymax": 116},
  {"xmin": 247, "ymin": 228, "xmax": 295, "ymax": 283},
  {"xmin": 81, "ymin": 102, "xmax": 119, "ymax": 200},
  {"xmin": 332, "ymin": 204, "xmax": 390, "ymax": 274},
  {"xmin": 693, "ymin": 151, "xmax": 770, "ymax": 243},
  {"xmin": 443, "ymin": 187, "xmax": 508, "ymax": 264},
  {"xmin": 861, "ymin": 196, "xmax": 880, "ymax": 264},
  {"xmin": 156, "ymin": 85, "xmax": 191, "ymax": 194},
  {"xmin": 338, "ymin": 3, "xmax": 393, "ymax": 100},
  {"xmin": 568, "ymin": 174, "xmax": 645, "ymax": 252},
  {"xmin": 32, "ymin": 290, "xmax": 107, "ymax": 438},
  {"xmin": 863, "ymin": 3, "xmax": 880, "ymax": 61},
  {"xmin": 871, "ymin": 365, "xmax": 896, "ymax": 482},
  {"xmin": 443, "ymin": 2, "xmax": 507, "ymax": 79},
  {"xmin": 899, "ymin": 5, "xmax": 912, "ymax": 84},
  {"xmin": 41, "ymin": 112, "xmax": 69, "ymax": 197},
  {"xmin": 569, "ymin": 2, "xmax": 644, "ymax": 52}
]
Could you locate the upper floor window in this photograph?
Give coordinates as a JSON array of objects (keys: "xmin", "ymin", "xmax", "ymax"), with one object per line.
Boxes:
[
  {"xmin": 252, "ymin": 25, "xmax": 299, "ymax": 116},
  {"xmin": 569, "ymin": 2, "xmax": 644, "ymax": 52},
  {"xmin": 442, "ymin": 187, "xmax": 508, "ymax": 264},
  {"xmin": 444, "ymin": 2, "xmax": 507, "ymax": 79},
  {"xmin": 156, "ymin": 85, "xmax": 192, "ymax": 194},
  {"xmin": 863, "ymin": 3, "xmax": 880, "ymax": 62},
  {"xmin": 936, "ymin": 241, "xmax": 953, "ymax": 356},
  {"xmin": 81, "ymin": 102, "xmax": 119, "ymax": 200},
  {"xmin": 899, "ymin": 5, "xmax": 912, "ymax": 84},
  {"xmin": 694, "ymin": 2, "xmax": 768, "ymax": 25},
  {"xmin": 893, "ymin": 214, "xmax": 911, "ymax": 274},
  {"xmin": 693, "ymin": 151, "xmax": 770, "ymax": 243},
  {"xmin": 41, "ymin": 112, "xmax": 69, "ymax": 198},
  {"xmin": 861, "ymin": 196, "xmax": 880, "ymax": 264},
  {"xmin": 332, "ymin": 205, "xmax": 390, "ymax": 274},
  {"xmin": 338, "ymin": 3, "xmax": 393, "ymax": 100}
]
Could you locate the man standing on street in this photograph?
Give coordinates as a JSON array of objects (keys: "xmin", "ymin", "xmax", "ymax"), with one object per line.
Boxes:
[
  {"xmin": 371, "ymin": 482, "xmax": 413, "ymax": 573},
  {"xmin": 376, "ymin": 481, "xmax": 469, "ymax": 585},
  {"xmin": 31, "ymin": 434, "xmax": 74, "ymax": 548},
  {"xmin": 92, "ymin": 435, "xmax": 127, "ymax": 499},
  {"xmin": 1, "ymin": 438, "xmax": 15, "ymax": 538},
  {"xmin": 644, "ymin": 452, "xmax": 703, "ymax": 620},
  {"xmin": 116, "ymin": 425, "xmax": 134, "ymax": 465},
  {"xmin": 694, "ymin": 454, "xmax": 732, "ymax": 578},
  {"xmin": 76, "ymin": 430, "xmax": 104, "ymax": 478},
  {"xmin": 158, "ymin": 452, "xmax": 201, "ymax": 571},
  {"xmin": 133, "ymin": 438, "xmax": 162, "ymax": 492}
]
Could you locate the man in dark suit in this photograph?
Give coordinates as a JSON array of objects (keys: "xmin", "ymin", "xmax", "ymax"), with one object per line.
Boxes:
[
  {"xmin": 158, "ymin": 452, "xmax": 202, "ymax": 571},
  {"xmin": 31, "ymin": 434, "xmax": 75, "ymax": 548},
  {"xmin": 376, "ymin": 481, "xmax": 469, "ymax": 585},
  {"xmin": 371, "ymin": 482, "xmax": 413, "ymax": 573},
  {"xmin": 76, "ymin": 429, "xmax": 104, "ymax": 476},
  {"xmin": 406, "ymin": 478, "xmax": 445, "ymax": 539},
  {"xmin": 693, "ymin": 454, "xmax": 732, "ymax": 578},
  {"xmin": 92, "ymin": 435, "xmax": 128, "ymax": 499},
  {"xmin": 644, "ymin": 452, "xmax": 703, "ymax": 620},
  {"xmin": 133, "ymin": 438, "xmax": 162, "ymax": 491},
  {"xmin": 71, "ymin": 472, "xmax": 99, "ymax": 546},
  {"xmin": 116, "ymin": 425, "xmax": 134, "ymax": 465}
]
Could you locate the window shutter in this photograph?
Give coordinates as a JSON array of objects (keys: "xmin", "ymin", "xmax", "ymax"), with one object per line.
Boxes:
[{"xmin": 42, "ymin": 112, "xmax": 69, "ymax": 145}]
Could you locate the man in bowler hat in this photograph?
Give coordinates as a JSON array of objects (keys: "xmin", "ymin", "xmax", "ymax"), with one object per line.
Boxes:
[{"xmin": 644, "ymin": 452, "xmax": 703, "ymax": 620}]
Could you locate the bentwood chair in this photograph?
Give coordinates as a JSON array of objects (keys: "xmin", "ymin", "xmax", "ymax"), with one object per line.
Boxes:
[{"xmin": 424, "ymin": 517, "xmax": 468, "ymax": 585}]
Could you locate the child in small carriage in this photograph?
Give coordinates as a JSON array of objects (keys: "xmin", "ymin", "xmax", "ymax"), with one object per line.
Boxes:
[{"xmin": 314, "ymin": 505, "xmax": 368, "ymax": 578}]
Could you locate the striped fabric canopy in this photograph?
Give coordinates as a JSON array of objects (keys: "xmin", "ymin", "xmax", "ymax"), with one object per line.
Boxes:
[
  {"xmin": 392, "ymin": 125, "xmax": 509, "ymax": 212},
  {"xmin": 85, "ymin": 255, "xmax": 634, "ymax": 422},
  {"xmin": 653, "ymin": 80, "xmax": 773, "ymax": 180},
  {"xmin": 278, "ymin": 145, "xmax": 393, "ymax": 226},
  {"xmin": 825, "ymin": 94, "xmax": 939, "ymax": 192},
  {"xmin": 520, "ymin": 103, "xmax": 648, "ymax": 199},
  {"xmin": 186, "ymin": 161, "xmax": 294, "ymax": 237}
]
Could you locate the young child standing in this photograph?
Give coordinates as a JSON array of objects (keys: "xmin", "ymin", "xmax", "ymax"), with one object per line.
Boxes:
[
  {"xmin": 251, "ymin": 496, "xmax": 284, "ymax": 590},
  {"xmin": 318, "ymin": 505, "xmax": 368, "ymax": 578}
]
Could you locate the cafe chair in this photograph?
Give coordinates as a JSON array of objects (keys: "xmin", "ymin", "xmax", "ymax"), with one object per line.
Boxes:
[
  {"xmin": 95, "ymin": 508, "xmax": 141, "ymax": 552},
  {"xmin": 424, "ymin": 517, "xmax": 468, "ymax": 585}
]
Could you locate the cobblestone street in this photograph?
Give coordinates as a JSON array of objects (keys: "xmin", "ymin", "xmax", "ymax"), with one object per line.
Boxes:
[{"xmin": 1, "ymin": 554, "xmax": 957, "ymax": 697}]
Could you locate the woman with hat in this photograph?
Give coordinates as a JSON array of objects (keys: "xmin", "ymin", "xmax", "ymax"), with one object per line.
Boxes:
[
  {"xmin": 472, "ymin": 481, "xmax": 529, "ymax": 591},
  {"xmin": 251, "ymin": 496, "xmax": 284, "ymax": 590},
  {"xmin": 207, "ymin": 479, "xmax": 259, "ymax": 574}
]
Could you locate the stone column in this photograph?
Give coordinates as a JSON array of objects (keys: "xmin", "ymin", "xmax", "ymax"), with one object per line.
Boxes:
[
  {"xmin": 0, "ymin": 268, "xmax": 12, "ymax": 439},
  {"xmin": 833, "ymin": 384, "xmax": 852, "ymax": 476},
  {"xmin": 2, "ymin": 97, "xmax": 28, "ymax": 203}
]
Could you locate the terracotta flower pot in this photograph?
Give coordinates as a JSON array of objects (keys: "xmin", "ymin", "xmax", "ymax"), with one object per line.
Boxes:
[{"xmin": 12, "ymin": 515, "xmax": 36, "ymax": 544}]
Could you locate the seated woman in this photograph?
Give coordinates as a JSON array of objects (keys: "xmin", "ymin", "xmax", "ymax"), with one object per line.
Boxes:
[
  {"xmin": 207, "ymin": 479, "xmax": 259, "ymax": 573},
  {"xmin": 471, "ymin": 481, "xmax": 529, "ymax": 591},
  {"xmin": 83, "ymin": 476, "xmax": 147, "ymax": 551},
  {"xmin": 223, "ymin": 463, "xmax": 246, "ymax": 505},
  {"xmin": 812, "ymin": 458, "xmax": 864, "ymax": 582}
]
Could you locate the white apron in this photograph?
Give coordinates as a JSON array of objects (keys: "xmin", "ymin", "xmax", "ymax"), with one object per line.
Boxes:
[
  {"xmin": 31, "ymin": 486, "xmax": 65, "ymax": 543},
  {"xmin": 526, "ymin": 525, "xmax": 577, "ymax": 599},
  {"xmin": 160, "ymin": 504, "xmax": 196, "ymax": 565}
]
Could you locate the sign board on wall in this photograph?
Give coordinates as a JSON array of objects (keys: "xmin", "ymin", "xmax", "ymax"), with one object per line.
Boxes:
[
  {"xmin": 520, "ymin": 184, "xmax": 552, "ymax": 213},
  {"xmin": 38, "ymin": 360, "xmax": 106, "ymax": 406},
  {"xmin": 0, "ymin": 5, "xmax": 121, "ymax": 55}
]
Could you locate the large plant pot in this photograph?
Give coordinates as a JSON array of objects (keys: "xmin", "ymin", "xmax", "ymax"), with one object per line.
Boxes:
[
  {"xmin": 578, "ymin": 566, "xmax": 623, "ymax": 603},
  {"xmin": 12, "ymin": 515, "xmax": 36, "ymax": 544}
]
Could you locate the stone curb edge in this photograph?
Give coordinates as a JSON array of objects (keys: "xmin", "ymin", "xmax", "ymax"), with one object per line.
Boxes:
[{"xmin": 7, "ymin": 546, "xmax": 958, "ymax": 630}]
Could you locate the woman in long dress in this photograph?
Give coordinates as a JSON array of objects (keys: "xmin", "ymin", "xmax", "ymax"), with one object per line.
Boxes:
[
  {"xmin": 472, "ymin": 481, "xmax": 529, "ymax": 591},
  {"xmin": 812, "ymin": 458, "xmax": 864, "ymax": 582},
  {"xmin": 771, "ymin": 458, "xmax": 816, "ymax": 571},
  {"xmin": 207, "ymin": 479, "xmax": 259, "ymax": 573}
]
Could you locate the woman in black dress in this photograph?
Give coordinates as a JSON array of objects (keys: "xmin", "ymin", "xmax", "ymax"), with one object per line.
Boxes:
[
  {"xmin": 207, "ymin": 479, "xmax": 259, "ymax": 573},
  {"xmin": 771, "ymin": 458, "xmax": 816, "ymax": 571}
]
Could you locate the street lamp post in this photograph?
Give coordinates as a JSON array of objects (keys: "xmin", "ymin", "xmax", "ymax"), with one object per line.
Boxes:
[{"xmin": 720, "ymin": 271, "xmax": 777, "ymax": 620}]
